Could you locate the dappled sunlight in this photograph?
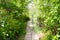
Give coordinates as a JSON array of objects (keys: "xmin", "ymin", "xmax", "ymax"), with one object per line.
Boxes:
[{"xmin": 0, "ymin": 0, "xmax": 59, "ymax": 40}]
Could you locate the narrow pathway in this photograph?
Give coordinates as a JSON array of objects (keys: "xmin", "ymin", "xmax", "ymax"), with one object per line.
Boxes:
[{"xmin": 25, "ymin": 21, "xmax": 39, "ymax": 40}]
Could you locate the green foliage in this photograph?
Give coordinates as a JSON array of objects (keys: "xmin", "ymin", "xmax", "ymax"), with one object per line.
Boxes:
[
  {"xmin": 0, "ymin": 0, "xmax": 60, "ymax": 40},
  {"xmin": 0, "ymin": 0, "xmax": 29, "ymax": 40},
  {"xmin": 33, "ymin": 0, "xmax": 60, "ymax": 40}
]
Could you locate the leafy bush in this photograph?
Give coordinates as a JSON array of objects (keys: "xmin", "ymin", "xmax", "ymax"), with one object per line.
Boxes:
[{"xmin": 0, "ymin": 0, "xmax": 29, "ymax": 40}]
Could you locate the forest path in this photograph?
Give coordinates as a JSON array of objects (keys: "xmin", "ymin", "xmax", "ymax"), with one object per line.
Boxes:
[{"xmin": 24, "ymin": 21, "xmax": 39, "ymax": 40}]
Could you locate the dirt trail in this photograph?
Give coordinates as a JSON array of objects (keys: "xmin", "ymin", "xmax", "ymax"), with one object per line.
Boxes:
[{"xmin": 25, "ymin": 21, "xmax": 39, "ymax": 40}]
